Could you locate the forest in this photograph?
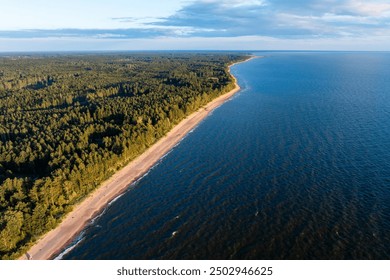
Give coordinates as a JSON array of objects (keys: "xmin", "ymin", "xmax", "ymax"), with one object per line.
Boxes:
[{"xmin": 0, "ymin": 52, "xmax": 247, "ymax": 259}]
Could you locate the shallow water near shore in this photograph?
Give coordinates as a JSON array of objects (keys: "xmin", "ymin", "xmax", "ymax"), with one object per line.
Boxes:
[{"xmin": 61, "ymin": 52, "xmax": 390, "ymax": 259}]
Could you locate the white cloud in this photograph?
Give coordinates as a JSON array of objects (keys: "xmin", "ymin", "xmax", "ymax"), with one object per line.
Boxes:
[
  {"xmin": 223, "ymin": 0, "xmax": 267, "ymax": 7},
  {"xmin": 92, "ymin": 33, "xmax": 127, "ymax": 39},
  {"xmin": 199, "ymin": 0, "xmax": 267, "ymax": 7},
  {"xmin": 320, "ymin": 13, "xmax": 376, "ymax": 24},
  {"xmin": 2, "ymin": 34, "xmax": 390, "ymax": 52},
  {"xmin": 1, "ymin": 0, "xmax": 390, "ymax": 50},
  {"xmin": 345, "ymin": 0, "xmax": 390, "ymax": 16}
]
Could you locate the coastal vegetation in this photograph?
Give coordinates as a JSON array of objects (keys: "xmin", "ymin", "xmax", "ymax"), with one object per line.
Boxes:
[{"xmin": 0, "ymin": 52, "xmax": 247, "ymax": 259}]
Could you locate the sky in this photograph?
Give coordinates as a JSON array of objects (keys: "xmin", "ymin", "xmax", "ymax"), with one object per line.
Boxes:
[{"xmin": 0, "ymin": 0, "xmax": 390, "ymax": 51}]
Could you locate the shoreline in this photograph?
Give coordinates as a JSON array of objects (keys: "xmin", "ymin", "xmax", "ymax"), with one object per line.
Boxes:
[{"xmin": 20, "ymin": 56, "xmax": 256, "ymax": 260}]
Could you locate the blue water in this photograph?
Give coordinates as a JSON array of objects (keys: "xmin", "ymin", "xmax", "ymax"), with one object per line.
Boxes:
[{"xmin": 62, "ymin": 52, "xmax": 390, "ymax": 260}]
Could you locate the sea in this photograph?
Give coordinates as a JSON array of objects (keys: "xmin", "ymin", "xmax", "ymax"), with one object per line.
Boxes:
[{"xmin": 60, "ymin": 52, "xmax": 390, "ymax": 260}]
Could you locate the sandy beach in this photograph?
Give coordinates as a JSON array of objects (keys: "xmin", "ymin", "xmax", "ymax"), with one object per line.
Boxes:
[{"xmin": 20, "ymin": 57, "xmax": 255, "ymax": 260}]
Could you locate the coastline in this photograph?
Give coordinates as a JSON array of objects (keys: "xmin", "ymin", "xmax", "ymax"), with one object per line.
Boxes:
[{"xmin": 20, "ymin": 56, "xmax": 256, "ymax": 260}]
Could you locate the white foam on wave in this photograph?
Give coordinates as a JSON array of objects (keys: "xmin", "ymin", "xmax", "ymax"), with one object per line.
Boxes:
[
  {"xmin": 108, "ymin": 193, "xmax": 125, "ymax": 206},
  {"xmin": 54, "ymin": 231, "xmax": 85, "ymax": 260},
  {"xmin": 172, "ymin": 134, "xmax": 189, "ymax": 149},
  {"xmin": 89, "ymin": 191, "xmax": 127, "ymax": 226},
  {"xmin": 89, "ymin": 207, "xmax": 107, "ymax": 225},
  {"xmin": 128, "ymin": 148, "xmax": 177, "ymax": 188},
  {"xmin": 129, "ymin": 169, "xmax": 152, "ymax": 187},
  {"xmin": 172, "ymin": 121, "xmax": 204, "ymax": 148},
  {"xmin": 160, "ymin": 148, "xmax": 174, "ymax": 160}
]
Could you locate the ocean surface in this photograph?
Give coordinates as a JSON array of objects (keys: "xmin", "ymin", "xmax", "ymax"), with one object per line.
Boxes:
[{"xmin": 61, "ymin": 52, "xmax": 390, "ymax": 260}]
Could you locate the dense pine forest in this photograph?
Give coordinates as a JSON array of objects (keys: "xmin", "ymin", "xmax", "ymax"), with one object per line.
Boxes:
[{"xmin": 0, "ymin": 52, "xmax": 246, "ymax": 259}]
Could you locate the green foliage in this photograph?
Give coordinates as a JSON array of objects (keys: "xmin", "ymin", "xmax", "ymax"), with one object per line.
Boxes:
[{"xmin": 0, "ymin": 52, "xmax": 247, "ymax": 259}]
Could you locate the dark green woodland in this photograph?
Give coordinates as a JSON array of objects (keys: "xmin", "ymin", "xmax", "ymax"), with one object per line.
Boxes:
[{"xmin": 0, "ymin": 52, "xmax": 246, "ymax": 259}]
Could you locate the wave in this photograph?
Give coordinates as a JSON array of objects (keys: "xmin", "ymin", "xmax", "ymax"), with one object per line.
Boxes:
[
  {"xmin": 129, "ymin": 169, "xmax": 152, "ymax": 187},
  {"xmin": 108, "ymin": 193, "xmax": 125, "ymax": 206},
  {"xmin": 89, "ymin": 207, "xmax": 108, "ymax": 226},
  {"xmin": 54, "ymin": 231, "xmax": 85, "ymax": 260}
]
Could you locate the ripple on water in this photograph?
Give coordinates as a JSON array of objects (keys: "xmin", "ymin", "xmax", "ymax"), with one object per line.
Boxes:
[{"xmin": 62, "ymin": 52, "xmax": 390, "ymax": 260}]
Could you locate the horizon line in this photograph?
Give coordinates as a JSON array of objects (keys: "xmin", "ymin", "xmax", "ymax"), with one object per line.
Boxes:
[{"xmin": 1, "ymin": 49, "xmax": 390, "ymax": 55}]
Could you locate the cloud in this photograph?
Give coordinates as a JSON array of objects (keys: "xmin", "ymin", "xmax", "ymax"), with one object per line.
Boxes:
[
  {"xmin": 0, "ymin": 0, "xmax": 390, "ymax": 44},
  {"xmin": 342, "ymin": 0, "xmax": 390, "ymax": 16},
  {"xmin": 111, "ymin": 16, "xmax": 167, "ymax": 28},
  {"xmin": 2, "ymin": 34, "xmax": 390, "ymax": 52},
  {"xmin": 155, "ymin": 0, "xmax": 274, "ymax": 37},
  {"xmin": 0, "ymin": 28, "xmax": 163, "ymax": 39},
  {"xmin": 155, "ymin": 0, "xmax": 390, "ymax": 38}
]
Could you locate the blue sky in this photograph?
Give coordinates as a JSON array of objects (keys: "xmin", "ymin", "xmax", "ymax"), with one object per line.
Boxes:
[{"xmin": 1, "ymin": 0, "xmax": 390, "ymax": 51}]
